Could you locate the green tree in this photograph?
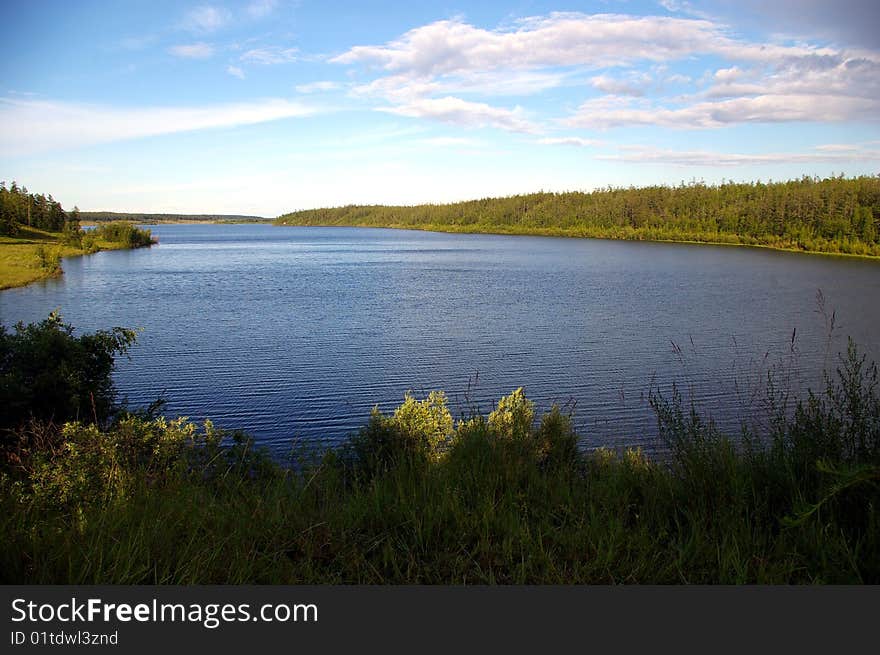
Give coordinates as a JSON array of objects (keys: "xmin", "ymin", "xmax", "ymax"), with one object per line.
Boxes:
[{"xmin": 0, "ymin": 312, "xmax": 137, "ymax": 435}]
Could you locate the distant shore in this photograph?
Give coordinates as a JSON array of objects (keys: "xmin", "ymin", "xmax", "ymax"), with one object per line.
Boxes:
[
  {"xmin": 275, "ymin": 220, "xmax": 880, "ymax": 261},
  {"xmin": 275, "ymin": 175, "xmax": 880, "ymax": 260}
]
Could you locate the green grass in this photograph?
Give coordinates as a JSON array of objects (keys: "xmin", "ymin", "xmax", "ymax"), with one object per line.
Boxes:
[
  {"xmin": 0, "ymin": 224, "xmax": 154, "ymax": 290},
  {"xmin": 2, "ymin": 345, "xmax": 878, "ymax": 584}
]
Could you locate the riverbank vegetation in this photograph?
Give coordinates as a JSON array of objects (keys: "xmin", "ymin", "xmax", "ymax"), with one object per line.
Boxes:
[
  {"xmin": 1, "ymin": 315, "xmax": 877, "ymax": 584},
  {"xmin": 276, "ymin": 175, "xmax": 880, "ymax": 257},
  {"xmin": 0, "ymin": 182, "xmax": 154, "ymax": 289}
]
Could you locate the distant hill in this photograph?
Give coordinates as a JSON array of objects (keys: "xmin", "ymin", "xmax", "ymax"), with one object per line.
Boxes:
[{"xmin": 80, "ymin": 212, "xmax": 268, "ymax": 223}]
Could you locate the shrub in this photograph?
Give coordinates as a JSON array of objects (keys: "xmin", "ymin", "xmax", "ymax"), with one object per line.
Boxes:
[
  {"xmin": 21, "ymin": 415, "xmax": 277, "ymax": 509},
  {"xmin": 0, "ymin": 312, "xmax": 137, "ymax": 439},
  {"xmin": 342, "ymin": 391, "xmax": 455, "ymax": 476},
  {"xmin": 533, "ymin": 404, "xmax": 579, "ymax": 467},
  {"xmin": 392, "ymin": 390, "xmax": 454, "ymax": 457},
  {"xmin": 93, "ymin": 221, "xmax": 153, "ymax": 248},
  {"xmin": 33, "ymin": 245, "xmax": 61, "ymax": 274},
  {"xmin": 488, "ymin": 387, "xmax": 535, "ymax": 440}
]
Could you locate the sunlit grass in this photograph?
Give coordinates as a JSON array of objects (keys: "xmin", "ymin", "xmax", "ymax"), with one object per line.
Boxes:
[{"xmin": 0, "ymin": 224, "xmax": 152, "ymax": 289}]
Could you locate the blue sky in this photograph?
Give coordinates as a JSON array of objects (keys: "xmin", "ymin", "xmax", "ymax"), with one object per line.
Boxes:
[{"xmin": 1, "ymin": 0, "xmax": 878, "ymax": 215}]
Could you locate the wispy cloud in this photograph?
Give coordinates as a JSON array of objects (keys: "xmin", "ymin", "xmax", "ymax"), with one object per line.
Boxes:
[
  {"xmin": 0, "ymin": 97, "xmax": 318, "ymax": 155},
  {"xmin": 227, "ymin": 65, "xmax": 246, "ymax": 79},
  {"xmin": 168, "ymin": 43, "xmax": 215, "ymax": 59},
  {"xmin": 599, "ymin": 143, "xmax": 880, "ymax": 166},
  {"xmin": 246, "ymin": 0, "xmax": 279, "ymax": 19},
  {"xmin": 181, "ymin": 5, "xmax": 231, "ymax": 33},
  {"xmin": 538, "ymin": 136, "xmax": 602, "ymax": 147},
  {"xmin": 419, "ymin": 136, "xmax": 485, "ymax": 147},
  {"xmin": 295, "ymin": 80, "xmax": 341, "ymax": 93},
  {"xmin": 566, "ymin": 92, "xmax": 879, "ymax": 129},
  {"xmin": 380, "ymin": 96, "xmax": 537, "ymax": 133},
  {"xmin": 240, "ymin": 46, "xmax": 298, "ymax": 65}
]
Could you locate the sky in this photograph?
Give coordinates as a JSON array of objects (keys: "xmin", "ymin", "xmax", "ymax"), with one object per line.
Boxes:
[{"xmin": 1, "ymin": 0, "xmax": 879, "ymax": 216}]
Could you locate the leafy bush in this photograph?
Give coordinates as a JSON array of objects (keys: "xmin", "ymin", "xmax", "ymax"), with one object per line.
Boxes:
[
  {"xmin": 33, "ymin": 244, "xmax": 61, "ymax": 274},
  {"xmin": 0, "ymin": 312, "xmax": 137, "ymax": 442},
  {"xmin": 392, "ymin": 390, "xmax": 454, "ymax": 456},
  {"xmin": 487, "ymin": 387, "xmax": 535, "ymax": 440},
  {"xmin": 23, "ymin": 416, "xmax": 276, "ymax": 509},
  {"xmin": 92, "ymin": 221, "xmax": 154, "ymax": 248}
]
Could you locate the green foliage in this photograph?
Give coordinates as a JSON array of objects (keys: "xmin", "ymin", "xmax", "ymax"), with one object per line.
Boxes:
[
  {"xmin": 343, "ymin": 391, "xmax": 454, "ymax": 474},
  {"xmin": 0, "ymin": 312, "xmax": 137, "ymax": 437},
  {"xmin": 533, "ymin": 404, "xmax": 580, "ymax": 466},
  {"xmin": 276, "ymin": 174, "xmax": 880, "ymax": 257},
  {"xmin": 779, "ymin": 339, "xmax": 880, "ymax": 469},
  {"xmin": 488, "ymin": 387, "xmax": 535, "ymax": 440},
  {"xmin": 0, "ymin": 181, "xmax": 70, "ymax": 234},
  {"xmin": 22, "ymin": 416, "xmax": 275, "ymax": 510},
  {"xmin": 92, "ymin": 221, "xmax": 154, "ymax": 248},
  {"xmin": 393, "ymin": 390, "xmax": 455, "ymax": 456},
  {"xmin": 33, "ymin": 244, "xmax": 61, "ymax": 274}
]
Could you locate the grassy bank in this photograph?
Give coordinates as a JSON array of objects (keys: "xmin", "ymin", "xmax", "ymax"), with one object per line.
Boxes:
[
  {"xmin": 0, "ymin": 223, "xmax": 154, "ymax": 290},
  {"xmin": 276, "ymin": 175, "xmax": 880, "ymax": 258},
  {"xmin": 1, "ymin": 318, "xmax": 877, "ymax": 583}
]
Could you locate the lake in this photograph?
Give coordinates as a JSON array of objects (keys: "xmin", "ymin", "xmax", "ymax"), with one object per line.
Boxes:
[{"xmin": 2, "ymin": 224, "xmax": 878, "ymax": 455}]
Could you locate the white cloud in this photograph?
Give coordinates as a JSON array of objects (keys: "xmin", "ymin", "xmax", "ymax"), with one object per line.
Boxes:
[
  {"xmin": 168, "ymin": 43, "xmax": 215, "ymax": 59},
  {"xmin": 353, "ymin": 70, "xmax": 569, "ymax": 101},
  {"xmin": 295, "ymin": 80, "xmax": 341, "ymax": 93},
  {"xmin": 332, "ymin": 14, "xmax": 726, "ymax": 75},
  {"xmin": 566, "ymin": 89, "xmax": 880, "ymax": 129},
  {"xmin": 657, "ymin": 0, "xmax": 710, "ymax": 19},
  {"xmin": 0, "ymin": 97, "xmax": 317, "ymax": 155},
  {"xmin": 538, "ymin": 136, "xmax": 601, "ymax": 147},
  {"xmin": 333, "ymin": 13, "xmax": 840, "ymax": 77},
  {"xmin": 599, "ymin": 144, "xmax": 880, "ymax": 166},
  {"xmin": 380, "ymin": 96, "xmax": 537, "ymax": 133},
  {"xmin": 241, "ymin": 47, "xmax": 299, "ymax": 65},
  {"xmin": 590, "ymin": 73, "xmax": 651, "ymax": 96},
  {"xmin": 814, "ymin": 143, "xmax": 861, "ymax": 152},
  {"xmin": 331, "ymin": 12, "xmax": 879, "ymax": 131},
  {"xmin": 419, "ymin": 136, "xmax": 484, "ymax": 147},
  {"xmin": 181, "ymin": 6, "xmax": 231, "ymax": 33},
  {"xmin": 227, "ymin": 65, "xmax": 246, "ymax": 79},
  {"xmin": 246, "ymin": 0, "xmax": 279, "ymax": 19}
]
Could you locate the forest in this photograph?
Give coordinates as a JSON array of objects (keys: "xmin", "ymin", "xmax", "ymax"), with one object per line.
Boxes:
[
  {"xmin": 276, "ymin": 175, "xmax": 880, "ymax": 257},
  {"xmin": 0, "ymin": 181, "xmax": 80, "ymax": 236}
]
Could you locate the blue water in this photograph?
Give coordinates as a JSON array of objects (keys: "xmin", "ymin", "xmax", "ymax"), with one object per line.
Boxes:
[{"xmin": 2, "ymin": 224, "xmax": 878, "ymax": 454}]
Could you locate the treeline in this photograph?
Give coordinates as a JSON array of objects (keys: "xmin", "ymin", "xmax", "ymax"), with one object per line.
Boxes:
[
  {"xmin": 276, "ymin": 174, "xmax": 880, "ymax": 256},
  {"xmin": 0, "ymin": 181, "xmax": 80, "ymax": 236},
  {"xmin": 81, "ymin": 212, "xmax": 266, "ymax": 223}
]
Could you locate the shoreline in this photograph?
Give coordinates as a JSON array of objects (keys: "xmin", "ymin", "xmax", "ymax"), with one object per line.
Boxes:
[
  {"xmin": 0, "ymin": 228, "xmax": 154, "ymax": 291},
  {"xmin": 273, "ymin": 221, "xmax": 880, "ymax": 262}
]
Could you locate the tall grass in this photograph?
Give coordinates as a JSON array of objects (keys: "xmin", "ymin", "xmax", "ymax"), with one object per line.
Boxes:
[{"xmin": 1, "ymin": 346, "xmax": 878, "ymax": 584}]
